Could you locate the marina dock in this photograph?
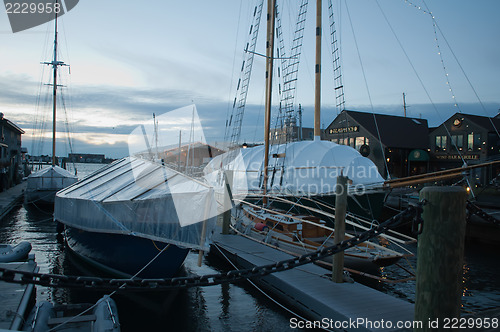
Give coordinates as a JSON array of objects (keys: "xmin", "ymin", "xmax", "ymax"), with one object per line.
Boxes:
[
  {"xmin": 0, "ymin": 255, "xmax": 38, "ymax": 331},
  {"xmin": 212, "ymin": 232, "xmax": 415, "ymax": 331},
  {"xmin": 0, "ymin": 182, "xmax": 26, "ymax": 220}
]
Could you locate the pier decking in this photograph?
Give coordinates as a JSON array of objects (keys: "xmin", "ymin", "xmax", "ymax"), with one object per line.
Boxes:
[
  {"xmin": 0, "ymin": 256, "xmax": 38, "ymax": 331},
  {"xmin": 0, "ymin": 181, "xmax": 26, "ymax": 220},
  {"xmin": 212, "ymin": 232, "xmax": 415, "ymax": 331}
]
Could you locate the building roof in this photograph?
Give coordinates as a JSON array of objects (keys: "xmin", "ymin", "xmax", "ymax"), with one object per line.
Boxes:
[
  {"xmin": 451, "ymin": 112, "xmax": 500, "ymax": 133},
  {"xmin": 0, "ymin": 117, "xmax": 25, "ymax": 134},
  {"xmin": 341, "ymin": 110, "xmax": 429, "ymax": 149}
]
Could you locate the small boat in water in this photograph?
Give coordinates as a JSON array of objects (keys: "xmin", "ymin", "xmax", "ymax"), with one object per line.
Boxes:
[
  {"xmin": 0, "ymin": 241, "xmax": 32, "ymax": 263},
  {"xmin": 23, "ymin": 295, "xmax": 120, "ymax": 332},
  {"xmin": 236, "ymin": 205, "xmax": 406, "ymax": 272}
]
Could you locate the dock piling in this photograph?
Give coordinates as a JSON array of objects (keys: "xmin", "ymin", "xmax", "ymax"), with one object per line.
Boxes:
[
  {"xmin": 415, "ymin": 186, "xmax": 467, "ymax": 330},
  {"xmin": 332, "ymin": 175, "xmax": 348, "ymax": 283}
]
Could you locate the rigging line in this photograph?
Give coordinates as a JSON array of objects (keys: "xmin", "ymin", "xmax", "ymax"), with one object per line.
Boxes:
[
  {"xmin": 420, "ymin": 0, "xmax": 500, "ymax": 140},
  {"xmin": 224, "ymin": 0, "xmax": 244, "ymax": 142},
  {"xmin": 375, "ymin": 1, "xmax": 467, "ymax": 167},
  {"xmin": 344, "ymin": 1, "xmax": 390, "ymax": 179}
]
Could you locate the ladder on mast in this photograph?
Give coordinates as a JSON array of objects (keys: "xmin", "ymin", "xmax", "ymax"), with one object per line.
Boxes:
[
  {"xmin": 226, "ymin": 0, "xmax": 264, "ymax": 149},
  {"xmin": 327, "ymin": 0, "xmax": 345, "ymax": 115},
  {"xmin": 274, "ymin": 0, "xmax": 309, "ymax": 145}
]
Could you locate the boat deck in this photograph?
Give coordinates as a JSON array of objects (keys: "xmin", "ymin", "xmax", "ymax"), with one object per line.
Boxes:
[
  {"xmin": 0, "ymin": 256, "xmax": 38, "ymax": 331},
  {"xmin": 212, "ymin": 232, "xmax": 414, "ymax": 331}
]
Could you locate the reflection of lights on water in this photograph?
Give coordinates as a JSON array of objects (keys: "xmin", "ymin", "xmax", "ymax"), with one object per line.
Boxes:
[{"xmin": 462, "ymin": 264, "xmax": 471, "ymax": 300}]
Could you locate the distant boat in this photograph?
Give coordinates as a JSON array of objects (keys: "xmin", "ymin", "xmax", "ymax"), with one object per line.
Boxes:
[
  {"xmin": 25, "ymin": 12, "xmax": 77, "ymax": 207},
  {"xmin": 54, "ymin": 156, "xmax": 216, "ymax": 278}
]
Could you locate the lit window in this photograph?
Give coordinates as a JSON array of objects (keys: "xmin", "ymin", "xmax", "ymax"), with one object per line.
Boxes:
[{"xmin": 467, "ymin": 133, "xmax": 473, "ymax": 151}]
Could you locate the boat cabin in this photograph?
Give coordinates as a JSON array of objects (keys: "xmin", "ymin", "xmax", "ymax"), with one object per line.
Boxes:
[{"xmin": 244, "ymin": 207, "xmax": 327, "ymax": 239}]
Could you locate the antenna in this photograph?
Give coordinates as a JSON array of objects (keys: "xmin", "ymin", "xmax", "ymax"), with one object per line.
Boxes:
[{"xmin": 403, "ymin": 92, "xmax": 407, "ymax": 117}]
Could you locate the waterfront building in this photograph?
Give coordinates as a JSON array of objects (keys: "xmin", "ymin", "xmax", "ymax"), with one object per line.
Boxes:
[
  {"xmin": 0, "ymin": 113, "xmax": 25, "ymax": 190},
  {"xmin": 324, "ymin": 110, "xmax": 429, "ymax": 179},
  {"xmin": 429, "ymin": 112, "xmax": 500, "ymax": 185}
]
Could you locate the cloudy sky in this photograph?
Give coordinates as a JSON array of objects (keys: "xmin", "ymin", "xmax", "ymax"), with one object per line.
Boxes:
[{"xmin": 1, "ymin": 0, "xmax": 499, "ymax": 158}]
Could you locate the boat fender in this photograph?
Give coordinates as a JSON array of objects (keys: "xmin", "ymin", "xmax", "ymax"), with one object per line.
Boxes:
[{"xmin": 254, "ymin": 222, "xmax": 269, "ymax": 232}]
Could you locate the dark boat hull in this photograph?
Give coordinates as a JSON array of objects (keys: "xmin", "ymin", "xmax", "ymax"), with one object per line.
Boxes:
[{"xmin": 64, "ymin": 227, "xmax": 190, "ymax": 279}]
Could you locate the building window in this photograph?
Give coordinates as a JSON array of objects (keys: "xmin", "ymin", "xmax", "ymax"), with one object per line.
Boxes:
[
  {"xmin": 349, "ymin": 137, "xmax": 355, "ymax": 148},
  {"xmin": 474, "ymin": 133, "xmax": 481, "ymax": 151},
  {"xmin": 467, "ymin": 133, "xmax": 473, "ymax": 151},
  {"xmin": 355, "ymin": 137, "xmax": 364, "ymax": 150},
  {"xmin": 435, "ymin": 135, "xmax": 447, "ymax": 152},
  {"xmin": 451, "ymin": 135, "xmax": 463, "ymax": 150}
]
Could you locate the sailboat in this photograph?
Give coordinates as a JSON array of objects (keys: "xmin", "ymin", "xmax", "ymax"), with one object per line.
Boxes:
[
  {"xmin": 202, "ymin": 1, "xmax": 409, "ymax": 275},
  {"xmin": 204, "ymin": 0, "xmax": 386, "ymax": 221},
  {"xmin": 25, "ymin": 13, "xmax": 78, "ymax": 207},
  {"xmin": 54, "ymin": 105, "xmax": 217, "ymax": 278}
]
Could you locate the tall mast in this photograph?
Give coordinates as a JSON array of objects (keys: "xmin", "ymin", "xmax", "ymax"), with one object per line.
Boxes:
[
  {"xmin": 314, "ymin": 0, "xmax": 322, "ymax": 140},
  {"xmin": 44, "ymin": 12, "xmax": 67, "ymax": 166},
  {"xmin": 262, "ymin": 0, "xmax": 276, "ymax": 205},
  {"xmin": 51, "ymin": 13, "xmax": 58, "ymax": 166}
]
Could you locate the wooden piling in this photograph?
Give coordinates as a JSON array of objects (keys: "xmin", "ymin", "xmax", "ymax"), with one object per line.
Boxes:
[
  {"xmin": 415, "ymin": 186, "xmax": 467, "ymax": 330},
  {"xmin": 332, "ymin": 175, "xmax": 348, "ymax": 283},
  {"xmin": 222, "ymin": 170, "xmax": 233, "ymax": 235}
]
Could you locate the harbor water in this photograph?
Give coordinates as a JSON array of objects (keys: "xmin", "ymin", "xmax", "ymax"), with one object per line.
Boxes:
[{"xmin": 1, "ymin": 163, "xmax": 499, "ymax": 331}]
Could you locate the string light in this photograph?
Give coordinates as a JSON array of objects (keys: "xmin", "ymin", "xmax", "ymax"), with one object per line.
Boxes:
[{"xmin": 405, "ymin": 0, "xmax": 461, "ymax": 111}]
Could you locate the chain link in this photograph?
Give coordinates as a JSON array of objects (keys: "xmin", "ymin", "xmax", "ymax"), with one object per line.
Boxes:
[
  {"xmin": 0, "ymin": 204, "xmax": 423, "ymax": 291},
  {"xmin": 466, "ymin": 200, "xmax": 499, "ymax": 226}
]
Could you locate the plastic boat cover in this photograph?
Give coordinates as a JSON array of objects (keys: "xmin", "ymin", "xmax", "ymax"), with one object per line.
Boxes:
[
  {"xmin": 204, "ymin": 140, "xmax": 385, "ymax": 196},
  {"xmin": 26, "ymin": 166, "xmax": 78, "ymax": 192},
  {"xmin": 54, "ymin": 157, "xmax": 217, "ymax": 251}
]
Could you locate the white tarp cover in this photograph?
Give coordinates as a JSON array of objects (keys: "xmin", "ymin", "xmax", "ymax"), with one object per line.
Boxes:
[
  {"xmin": 26, "ymin": 165, "xmax": 78, "ymax": 192},
  {"xmin": 204, "ymin": 140, "xmax": 385, "ymax": 196},
  {"xmin": 54, "ymin": 157, "xmax": 217, "ymax": 251}
]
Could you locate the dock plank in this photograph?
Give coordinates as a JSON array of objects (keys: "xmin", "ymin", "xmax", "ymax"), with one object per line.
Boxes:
[
  {"xmin": 213, "ymin": 233, "xmax": 415, "ymax": 331},
  {"xmin": 0, "ymin": 182, "xmax": 26, "ymax": 220}
]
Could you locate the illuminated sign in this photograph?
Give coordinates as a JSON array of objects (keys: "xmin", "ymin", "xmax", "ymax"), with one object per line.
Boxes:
[
  {"xmin": 435, "ymin": 154, "xmax": 479, "ymax": 160},
  {"xmin": 329, "ymin": 126, "xmax": 359, "ymax": 134}
]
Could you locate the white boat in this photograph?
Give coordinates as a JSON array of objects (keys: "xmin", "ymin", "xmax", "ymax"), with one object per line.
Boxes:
[
  {"xmin": 23, "ymin": 295, "xmax": 120, "ymax": 332},
  {"xmin": 25, "ymin": 166, "xmax": 77, "ymax": 206},
  {"xmin": 0, "ymin": 241, "xmax": 32, "ymax": 263},
  {"xmin": 25, "ymin": 12, "xmax": 78, "ymax": 207},
  {"xmin": 54, "ymin": 156, "xmax": 217, "ymax": 278}
]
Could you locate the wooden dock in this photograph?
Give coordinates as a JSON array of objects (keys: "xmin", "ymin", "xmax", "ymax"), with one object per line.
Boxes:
[
  {"xmin": 0, "ymin": 255, "xmax": 38, "ymax": 331},
  {"xmin": 0, "ymin": 181, "xmax": 26, "ymax": 220},
  {"xmin": 212, "ymin": 233, "xmax": 415, "ymax": 331}
]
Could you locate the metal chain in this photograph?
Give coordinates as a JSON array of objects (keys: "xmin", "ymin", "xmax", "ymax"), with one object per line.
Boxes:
[
  {"xmin": 466, "ymin": 200, "xmax": 499, "ymax": 226},
  {"xmin": 0, "ymin": 204, "xmax": 423, "ymax": 292}
]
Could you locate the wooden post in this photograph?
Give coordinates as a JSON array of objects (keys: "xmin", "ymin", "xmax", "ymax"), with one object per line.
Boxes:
[
  {"xmin": 415, "ymin": 186, "xmax": 467, "ymax": 330},
  {"xmin": 222, "ymin": 170, "xmax": 233, "ymax": 235},
  {"xmin": 332, "ymin": 175, "xmax": 348, "ymax": 283}
]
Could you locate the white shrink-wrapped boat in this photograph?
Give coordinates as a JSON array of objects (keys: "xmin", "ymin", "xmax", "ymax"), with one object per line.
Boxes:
[
  {"xmin": 25, "ymin": 166, "xmax": 78, "ymax": 206},
  {"xmin": 54, "ymin": 156, "xmax": 217, "ymax": 278}
]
